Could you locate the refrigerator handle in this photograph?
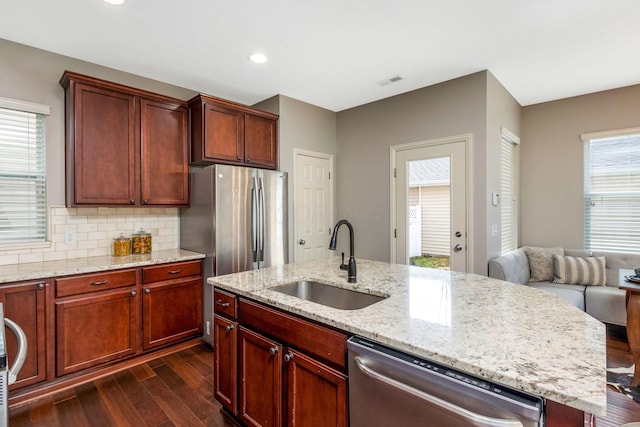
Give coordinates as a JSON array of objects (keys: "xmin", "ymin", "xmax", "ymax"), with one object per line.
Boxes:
[
  {"xmin": 259, "ymin": 176, "xmax": 265, "ymax": 262},
  {"xmin": 251, "ymin": 176, "xmax": 259, "ymax": 261}
]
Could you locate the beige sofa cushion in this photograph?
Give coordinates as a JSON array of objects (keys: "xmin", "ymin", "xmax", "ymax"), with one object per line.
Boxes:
[
  {"xmin": 525, "ymin": 246, "xmax": 564, "ymax": 282},
  {"xmin": 553, "ymin": 255, "xmax": 606, "ymax": 286}
]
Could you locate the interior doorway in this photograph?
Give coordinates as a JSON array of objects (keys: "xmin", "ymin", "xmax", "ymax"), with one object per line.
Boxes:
[
  {"xmin": 391, "ymin": 136, "xmax": 469, "ymax": 272},
  {"xmin": 293, "ymin": 149, "xmax": 334, "ymax": 262}
]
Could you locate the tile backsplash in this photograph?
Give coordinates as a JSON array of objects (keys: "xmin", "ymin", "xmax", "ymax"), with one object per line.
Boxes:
[{"xmin": 0, "ymin": 206, "xmax": 180, "ymax": 266}]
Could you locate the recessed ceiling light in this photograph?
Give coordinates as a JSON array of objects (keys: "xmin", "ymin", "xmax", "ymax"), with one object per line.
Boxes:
[
  {"xmin": 104, "ymin": 0, "xmax": 125, "ymax": 5},
  {"xmin": 248, "ymin": 53, "xmax": 268, "ymax": 64}
]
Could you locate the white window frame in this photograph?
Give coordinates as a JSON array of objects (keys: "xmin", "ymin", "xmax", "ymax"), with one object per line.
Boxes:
[
  {"xmin": 581, "ymin": 127, "xmax": 640, "ymax": 253},
  {"xmin": 0, "ymin": 96, "xmax": 50, "ymax": 248},
  {"xmin": 500, "ymin": 127, "xmax": 519, "ymax": 255}
]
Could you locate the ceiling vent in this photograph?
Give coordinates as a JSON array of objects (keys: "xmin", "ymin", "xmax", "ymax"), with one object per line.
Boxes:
[{"xmin": 378, "ymin": 76, "xmax": 403, "ymax": 87}]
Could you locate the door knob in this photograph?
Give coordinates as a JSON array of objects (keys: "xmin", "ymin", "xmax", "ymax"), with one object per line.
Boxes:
[
  {"xmin": 455, "ymin": 231, "xmax": 462, "ymax": 238},
  {"xmin": 298, "ymin": 239, "xmax": 306, "ymax": 245},
  {"xmin": 453, "ymin": 244, "xmax": 463, "ymax": 252}
]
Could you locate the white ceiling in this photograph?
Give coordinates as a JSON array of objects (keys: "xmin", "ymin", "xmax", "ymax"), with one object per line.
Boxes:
[{"xmin": 1, "ymin": 0, "xmax": 639, "ymax": 112}]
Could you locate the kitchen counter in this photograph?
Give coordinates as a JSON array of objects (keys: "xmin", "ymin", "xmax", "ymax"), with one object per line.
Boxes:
[
  {"xmin": 208, "ymin": 257, "xmax": 607, "ymax": 416},
  {"xmin": 0, "ymin": 249, "xmax": 205, "ymax": 284}
]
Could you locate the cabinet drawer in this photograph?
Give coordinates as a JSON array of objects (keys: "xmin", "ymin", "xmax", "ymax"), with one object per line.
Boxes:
[
  {"xmin": 56, "ymin": 269, "xmax": 137, "ymax": 298},
  {"xmin": 142, "ymin": 260, "xmax": 202, "ymax": 283},
  {"xmin": 239, "ymin": 298, "xmax": 347, "ymax": 370},
  {"xmin": 214, "ymin": 288, "xmax": 237, "ymax": 319}
]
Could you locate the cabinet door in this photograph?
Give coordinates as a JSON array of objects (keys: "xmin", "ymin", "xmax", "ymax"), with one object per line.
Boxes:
[
  {"xmin": 69, "ymin": 82, "xmax": 136, "ymax": 206},
  {"xmin": 142, "ymin": 277, "xmax": 203, "ymax": 350},
  {"xmin": 239, "ymin": 327, "xmax": 282, "ymax": 427},
  {"xmin": 140, "ymin": 98, "xmax": 189, "ymax": 205},
  {"xmin": 1, "ymin": 280, "xmax": 48, "ymax": 390},
  {"xmin": 56, "ymin": 288, "xmax": 138, "ymax": 376},
  {"xmin": 202, "ymin": 102, "xmax": 244, "ymax": 164},
  {"xmin": 284, "ymin": 349, "xmax": 347, "ymax": 427},
  {"xmin": 244, "ymin": 113, "xmax": 277, "ymax": 169},
  {"xmin": 214, "ymin": 314, "xmax": 237, "ymax": 415}
]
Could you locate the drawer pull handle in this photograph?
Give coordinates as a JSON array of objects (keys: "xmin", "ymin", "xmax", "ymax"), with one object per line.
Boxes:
[
  {"xmin": 91, "ymin": 280, "xmax": 109, "ymax": 286},
  {"xmin": 216, "ymin": 300, "xmax": 230, "ymax": 307},
  {"xmin": 225, "ymin": 324, "xmax": 234, "ymax": 332},
  {"xmin": 168, "ymin": 269, "xmax": 182, "ymax": 274}
]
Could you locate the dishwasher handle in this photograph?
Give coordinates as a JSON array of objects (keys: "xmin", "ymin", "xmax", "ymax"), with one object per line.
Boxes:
[
  {"xmin": 353, "ymin": 356, "xmax": 524, "ymax": 427},
  {"xmin": 4, "ymin": 317, "xmax": 28, "ymax": 385}
]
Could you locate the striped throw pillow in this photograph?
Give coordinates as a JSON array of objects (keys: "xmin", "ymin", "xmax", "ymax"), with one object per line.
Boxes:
[{"xmin": 552, "ymin": 255, "xmax": 606, "ymax": 286}]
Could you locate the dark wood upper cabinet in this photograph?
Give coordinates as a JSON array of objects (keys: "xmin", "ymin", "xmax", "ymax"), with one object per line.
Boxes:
[
  {"xmin": 189, "ymin": 94, "xmax": 278, "ymax": 169},
  {"xmin": 60, "ymin": 71, "xmax": 190, "ymax": 207}
]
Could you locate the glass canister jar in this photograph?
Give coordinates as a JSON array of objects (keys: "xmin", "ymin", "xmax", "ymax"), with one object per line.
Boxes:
[
  {"xmin": 131, "ymin": 229, "xmax": 152, "ymax": 254},
  {"xmin": 113, "ymin": 234, "xmax": 131, "ymax": 256}
]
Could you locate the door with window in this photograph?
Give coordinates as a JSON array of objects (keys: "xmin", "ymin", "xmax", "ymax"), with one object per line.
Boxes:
[{"xmin": 393, "ymin": 139, "xmax": 467, "ymax": 272}]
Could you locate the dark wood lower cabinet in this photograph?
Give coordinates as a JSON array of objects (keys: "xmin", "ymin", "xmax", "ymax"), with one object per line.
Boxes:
[
  {"xmin": 55, "ymin": 288, "xmax": 138, "ymax": 376},
  {"xmin": 1, "ymin": 280, "xmax": 49, "ymax": 390},
  {"xmin": 142, "ymin": 277, "xmax": 203, "ymax": 350},
  {"xmin": 214, "ymin": 294, "xmax": 349, "ymax": 427},
  {"xmin": 239, "ymin": 327, "xmax": 283, "ymax": 427},
  {"xmin": 285, "ymin": 349, "xmax": 347, "ymax": 427},
  {"xmin": 213, "ymin": 314, "xmax": 237, "ymax": 415}
]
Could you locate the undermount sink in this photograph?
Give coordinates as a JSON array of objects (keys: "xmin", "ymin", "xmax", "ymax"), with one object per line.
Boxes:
[{"xmin": 270, "ymin": 280, "xmax": 387, "ymax": 310}]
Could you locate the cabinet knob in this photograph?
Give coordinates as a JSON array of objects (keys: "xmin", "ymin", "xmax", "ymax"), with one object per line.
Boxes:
[
  {"xmin": 142, "ymin": 199, "xmax": 149, "ymax": 204},
  {"xmin": 37, "ymin": 282, "xmax": 45, "ymax": 290},
  {"xmin": 269, "ymin": 346, "xmax": 278, "ymax": 356},
  {"xmin": 130, "ymin": 199, "xmax": 136, "ymax": 205},
  {"xmin": 130, "ymin": 290, "xmax": 137, "ymax": 297},
  {"xmin": 144, "ymin": 288, "xmax": 151, "ymax": 294},
  {"xmin": 237, "ymin": 156, "xmax": 242, "ymax": 161},
  {"xmin": 284, "ymin": 352, "xmax": 294, "ymax": 362},
  {"xmin": 225, "ymin": 324, "xmax": 234, "ymax": 332},
  {"xmin": 246, "ymin": 158, "xmax": 251, "ymax": 163}
]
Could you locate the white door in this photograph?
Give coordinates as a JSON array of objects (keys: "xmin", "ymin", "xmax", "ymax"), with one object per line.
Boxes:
[
  {"xmin": 293, "ymin": 150, "xmax": 334, "ymax": 262},
  {"xmin": 392, "ymin": 138, "xmax": 467, "ymax": 272}
]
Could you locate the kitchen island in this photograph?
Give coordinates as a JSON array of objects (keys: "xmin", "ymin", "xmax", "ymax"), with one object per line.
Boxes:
[{"xmin": 208, "ymin": 257, "xmax": 606, "ymax": 421}]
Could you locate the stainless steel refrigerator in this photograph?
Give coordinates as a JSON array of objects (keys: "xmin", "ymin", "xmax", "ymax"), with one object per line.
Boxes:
[{"xmin": 180, "ymin": 164, "xmax": 288, "ymax": 345}]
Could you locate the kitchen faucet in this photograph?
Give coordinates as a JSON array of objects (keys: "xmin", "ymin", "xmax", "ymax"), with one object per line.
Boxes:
[{"xmin": 329, "ymin": 219, "xmax": 357, "ymax": 283}]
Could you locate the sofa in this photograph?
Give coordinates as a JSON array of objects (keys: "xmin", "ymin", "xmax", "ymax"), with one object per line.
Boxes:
[{"xmin": 488, "ymin": 247, "xmax": 640, "ymax": 326}]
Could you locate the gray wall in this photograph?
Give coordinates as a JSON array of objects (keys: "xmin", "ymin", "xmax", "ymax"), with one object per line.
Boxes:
[
  {"xmin": 0, "ymin": 38, "xmax": 197, "ymax": 208},
  {"xmin": 253, "ymin": 95, "xmax": 338, "ymax": 258},
  {"xmin": 486, "ymin": 73, "xmax": 522, "ymax": 261},
  {"xmin": 336, "ymin": 72, "xmax": 490, "ymax": 273},
  {"xmin": 521, "ymin": 84, "xmax": 640, "ymax": 249}
]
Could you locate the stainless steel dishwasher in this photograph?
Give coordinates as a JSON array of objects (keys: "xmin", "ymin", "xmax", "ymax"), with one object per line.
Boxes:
[{"xmin": 348, "ymin": 336, "xmax": 544, "ymax": 427}]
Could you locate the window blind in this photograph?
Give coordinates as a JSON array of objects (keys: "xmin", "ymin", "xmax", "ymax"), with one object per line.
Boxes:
[
  {"xmin": 0, "ymin": 103, "xmax": 47, "ymax": 244},
  {"xmin": 584, "ymin": 132, "xmax": 640, "ymax": 252},
  {"xmin": 500, "ymin": 132, "xmax": 518, "ymax": 254}
]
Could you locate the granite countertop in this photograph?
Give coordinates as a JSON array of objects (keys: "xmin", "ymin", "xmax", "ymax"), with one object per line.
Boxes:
[
  {"xmin": 0, "ymin": 249, "xmax": 205, "ymax": 284},
  {"xmin": 208, "ymin": 257, "xmax": 607, "ymax": 416}
]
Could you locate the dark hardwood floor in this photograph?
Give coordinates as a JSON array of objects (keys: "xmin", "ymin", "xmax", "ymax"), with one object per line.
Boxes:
[
  {"xmin": 597, "ymin": 324, "xmax": 640, "ymax": 427},
  {"xmin": 8, "ymin": 344, "xmax": 235, "ymax": 427},
  {"xmin": 9, "ymin": 328, "xmax": 640, "ymax": 426}
]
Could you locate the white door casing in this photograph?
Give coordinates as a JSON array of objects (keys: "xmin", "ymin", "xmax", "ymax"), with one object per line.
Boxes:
[
  {"xmin": 391, "ymin": 135, "xmax": 471, "ymax": 272},
  {"xmin": 293, "ymin": 149, "xmax": 334, "ymax": 262}
]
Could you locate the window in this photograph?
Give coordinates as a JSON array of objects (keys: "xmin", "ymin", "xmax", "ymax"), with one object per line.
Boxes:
[
  {"xmin": 0, "ymin": 97, "xmax": 49, "ymax": 245},
  {"xmin": 583, "ymin": 128, "xmax": 640, "ymax": 253},
  {"xmin": 500, "ymin": 128, "xmax": 519, "ymax": 254}
]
